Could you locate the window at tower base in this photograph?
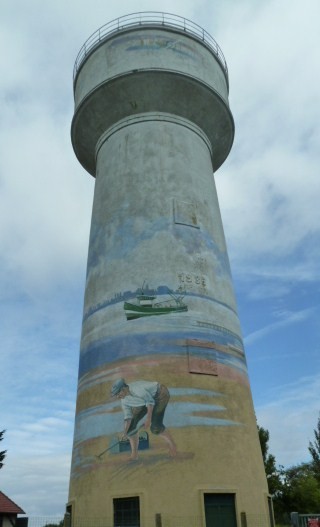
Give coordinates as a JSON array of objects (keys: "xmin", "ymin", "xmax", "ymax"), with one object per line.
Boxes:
[{"xmin": 113, "ymin": 496, "xmax": 140, "ymax": 527}]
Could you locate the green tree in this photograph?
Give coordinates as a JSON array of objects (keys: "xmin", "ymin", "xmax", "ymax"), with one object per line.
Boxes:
[
  {"xmin": 258, "ymin": 422, "xmax": 320, "ymax": 523},
  {"xmin": 281, "ymin": 463, "xmax": 320, "ymax": 514},
  {"xmin": 43, "ymin": 521, "xmax": 64, "ymax": 527},
  {"xmin": 258, "ymin": 425, "xmax": 283, "ymax": 496},
  {"xmin": 308, "ymin": 413, "xmax": 320, "ymax": 483},
  {"xmin": 0, "ymin": 430, "xmax": 6, "ymax": 469}
]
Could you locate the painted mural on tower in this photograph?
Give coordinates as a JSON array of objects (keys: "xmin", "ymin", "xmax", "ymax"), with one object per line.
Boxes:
[{"xmin": 70, "ymin": 272, "xmax": 248, "ymax": 478}]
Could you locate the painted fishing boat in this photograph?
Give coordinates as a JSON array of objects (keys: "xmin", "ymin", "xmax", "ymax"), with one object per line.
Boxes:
[
  {"xmin": 136, "ymin": 294, "xmax": 156, "ymax": 306},
  {"xmin": 124, "ymin": 286, "xmax": 188, "ymax": 320}
]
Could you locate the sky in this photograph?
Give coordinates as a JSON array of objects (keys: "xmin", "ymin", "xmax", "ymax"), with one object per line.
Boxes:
[{"xmin": 1, "ymin": 0, "xmax": 320, "ymax": 518}]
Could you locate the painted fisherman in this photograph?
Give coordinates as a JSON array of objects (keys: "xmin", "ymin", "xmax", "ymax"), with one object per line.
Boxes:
[{"xmin": 111, "ymin": 378, "xmax": 177, "ymax": 460}]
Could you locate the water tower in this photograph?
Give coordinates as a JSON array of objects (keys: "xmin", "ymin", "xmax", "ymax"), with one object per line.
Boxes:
[{"xmin": 68, "ymin": 12, "xmax": 271, "ymax": 527}]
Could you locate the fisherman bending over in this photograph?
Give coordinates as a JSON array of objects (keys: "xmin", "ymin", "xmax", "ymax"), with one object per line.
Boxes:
[{"xmin": 111, "ymin": 378, "xmax": 177, "ymax": 460}]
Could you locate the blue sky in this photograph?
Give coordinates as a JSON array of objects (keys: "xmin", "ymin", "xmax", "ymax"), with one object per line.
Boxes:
[{"xmin": 1, "ymin": 0, "xmax": 320, "ymax": 517}]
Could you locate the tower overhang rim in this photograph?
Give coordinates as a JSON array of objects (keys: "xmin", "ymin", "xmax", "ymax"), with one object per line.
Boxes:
[{"xmin": 71, "ymin": 69, "xmax": 235, "ymax": 177}]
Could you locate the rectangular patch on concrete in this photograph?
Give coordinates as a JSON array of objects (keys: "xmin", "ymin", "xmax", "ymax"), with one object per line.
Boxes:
[
  {"xmin": 187, "ymin": 338, "xmax": 218, "ymax": 375},
  {"xmin": 174, "ymin": 199, "xmax": 200, "ymax": 228}
]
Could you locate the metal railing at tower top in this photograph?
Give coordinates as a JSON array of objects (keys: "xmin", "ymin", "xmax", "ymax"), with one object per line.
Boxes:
[{"xmin": 73, "ymin": 11, "xmax": 228, "ymax": 83}]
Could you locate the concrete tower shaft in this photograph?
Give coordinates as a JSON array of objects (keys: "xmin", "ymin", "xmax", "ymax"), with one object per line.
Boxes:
[{"xmin": 68, "ymin": 13, "xmax": 271, "ymax": 527}]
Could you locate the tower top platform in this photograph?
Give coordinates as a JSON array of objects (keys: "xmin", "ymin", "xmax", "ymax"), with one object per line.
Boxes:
[
  {"xmin": 73, "ymin": 12, "xmax": 228, "ymax": 86},
  {"xmin": 72, "ymin": 12, "xmax": 234, "ymax": 176}
]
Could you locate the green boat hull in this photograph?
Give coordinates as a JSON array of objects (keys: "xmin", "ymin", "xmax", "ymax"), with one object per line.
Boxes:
[{"xmin": 124, "ymin": 301, "xmax": 188, "ymax": 320}]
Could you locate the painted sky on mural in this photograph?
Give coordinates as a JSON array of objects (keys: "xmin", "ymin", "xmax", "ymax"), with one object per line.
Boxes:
[{"xmin": 1, "ymin": 0, "xmax": 319, "ymax": 517}]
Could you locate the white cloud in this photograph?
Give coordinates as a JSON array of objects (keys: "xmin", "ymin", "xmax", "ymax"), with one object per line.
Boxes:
[
  {"xmin": 245, "ymin": 306, "xmax": 317, "ymax": 345},
  {"xmin": 2, "ymin": 455, "xmax": 71, "ymax": 517},
  {"xmin": 215, "ymin": 0, "xmax": 320, "ymax": 272},
  {"xmin": 0, "ymin": 111, "xmax": 93, "ymax": 290},
  {"xmin": 256, "ymin": 374, "xmax": 320, "ymax": 467}
]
